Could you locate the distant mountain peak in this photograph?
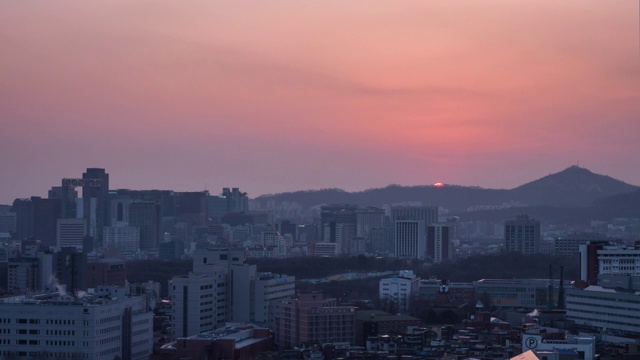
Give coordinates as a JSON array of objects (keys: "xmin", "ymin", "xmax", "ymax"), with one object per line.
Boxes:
[{"xmin": 512, "ymin": 165, "xmax": 637, "ymax": 206}]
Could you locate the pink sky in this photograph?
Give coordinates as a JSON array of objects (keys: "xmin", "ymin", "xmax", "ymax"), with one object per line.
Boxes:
[{"xmin": 1, "ymin": 1, "xmax": 639, "ymax": 203}]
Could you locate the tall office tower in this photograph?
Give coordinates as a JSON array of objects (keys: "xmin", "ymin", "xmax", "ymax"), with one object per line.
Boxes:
[
  {"xmin": 82, "ymin": 168, "xmax": 110, "ymax": 242},
  {"xmin": 356, "ymin": 207, "xmax": 385, "ymax": 237},
  {"xmin": 129, "ymin": 202, "xmax": 162, "ymax": 251},
  {"xmin": 54, "ymin": 247, "xmax": 86, "ymax": 293},
  {"xmin": 56, "ymin": 218, "xmax": 87, "ymax": 251},
  {"xmin": 427, "ymin": 224, "xmax": 450, "ymax": 263},
  {"xmin": 207, "ymin": 195, "xmax": 228, "ymax": 223},
  {"xmin": 279, "ymin": 220, "xmax": 298, "ymax": 240},
  {"xmin": 395, "ymin": 220, "xmax": 426, "ymax": 259},
  {"xmin": 48, "ymin": 186, "xmax": 77, "ymax": 200},
  {"xmin": 320, "ymin": 204, "xmax": 357, "ymax": 244},
  {"xmin": 110, "ymin": 196, "xmax": 134, "ymax": 226},
  {"xmin": 223, "ymin": 187, "xmax": 249, "ymax": 213},
  {"xmin": 175, "ymin": 191, "xmax": 208, "ymax": 226},
  {"xmin": 12, "ymin": 197, "xmax": 61, "ymax": 248},
  {"xmin": 297, "ymin": 224, "xmax": 318, "ymax": 244},
  {"xmin": 391, "ymin": 206, "xmax": 437, "ymax": 259},
  {"xmin": 504, "ymin": 215, "xmax": 541, "ymax": 255},
  {"xmin": 356, "ymin": 207, "xmax": 385, "ymax": 253}
]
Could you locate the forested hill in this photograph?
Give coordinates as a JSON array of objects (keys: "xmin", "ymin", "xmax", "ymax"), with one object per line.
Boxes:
[{"xmin": 253, "ymin": 166, "xmax": 638, "ymax": 212}]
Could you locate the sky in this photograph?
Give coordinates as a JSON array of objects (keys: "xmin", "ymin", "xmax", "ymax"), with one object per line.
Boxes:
[{"xmin": 1, "ymin": 1, "xmax": 639, "ymax": 204}]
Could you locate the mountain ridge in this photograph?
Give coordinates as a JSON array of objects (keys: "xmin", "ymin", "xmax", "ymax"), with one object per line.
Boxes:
[{"xmin": 253, "ymin": 166, "xmax": 639, "ymax": 211}]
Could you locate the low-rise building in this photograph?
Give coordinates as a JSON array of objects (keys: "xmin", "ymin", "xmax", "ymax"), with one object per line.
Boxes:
[
  {"xmin": 158, "ymin": 323, "xmax": 273, "ymax": 360},
  {"xmin": 474, "ymin": 279, "xmax": 574, "ymax": 310},
  {"xmin": 273, "ymin": 293, "xmax": 356, "ymax": 349},
  {"xmin": 566, "ymin": 284, "xmax": 640, "ymax": 337}
]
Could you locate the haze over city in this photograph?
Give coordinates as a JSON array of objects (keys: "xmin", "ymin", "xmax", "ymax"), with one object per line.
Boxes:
[{"xmin": 1, "ymin": 1, "xmax": 639, "ymax": 204}]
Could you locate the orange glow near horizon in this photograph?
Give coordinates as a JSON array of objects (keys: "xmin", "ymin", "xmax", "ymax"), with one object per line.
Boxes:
[{"xmin": 0, "ymin": 1, "xmax": 639, "ymax": 202}]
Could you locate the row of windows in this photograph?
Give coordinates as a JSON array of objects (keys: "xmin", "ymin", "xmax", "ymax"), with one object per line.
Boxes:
[
  {"xmin": 132, "ymin": 338, "xmax": 149, "ymax": 348},
  {"xmin": 0, "ymin": 352, "xmax": 87, "ymax": 358},
  {"xmin": 45, "ymin": 319, "xmax": 76, "ymax": 325},
  {"xmin": 99, "ymin": 335, "xmax": 120, "ymax": 345},
  {"xmin": 98, "ymin": 346, "xmax": 120, "ymax": 357},
  {"xmin": 100, "ymin": 325, "xmax": 121, "ymax": 334},
  {"xmin": 45, "ymin": 340, "xmax": 76, "ymax": 347},
  {"xmin": 132, "ymin": 318, "xmax": 150, "ymax": 326},
  {"xmin": 46, "ymin": 329, "xmax": 75, "ymax": 336},
  {"xmin": 99, "ymin": 315, "xmax": 120, "ymax": 324},
  {"xmin": 133, "ymin": 328, "xmax": 149, "ymax": 336}
]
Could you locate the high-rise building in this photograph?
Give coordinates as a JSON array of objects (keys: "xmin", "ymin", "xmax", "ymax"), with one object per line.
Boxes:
[
  {"xmin": 169, "ymin": 270, "xmax": 228, "ymax": 338},
  {"xmin": 390, "ymin": 206, "xmax": 438, "ymax": 259},
  {"xmin": 175, "ymin": 191, "xmax": 208, "ymax": 225},
  {"xmin": 427, "ymin": 224, "xmax": 450, "ymax": 263},
  {"xmin": 170, "ymin": 248, "xmax": 242, "ymax": 338},
  {"xmin": 394, "ymin": 220, "xmax": 426, "ymax": 259},
  {"xmin": 129, "ymin": 202, "xmax": 162, "ymax": 251},
  {"xmin": 229, "ymin": 264, "xmax": 295, "ymax": 324},
  {"xmin": 320, "ymin": 204, "xmax": 357, "ymax": 244},
  {"xmin": 504, "ymin": 215, "xmax": 540, "ymax": 255},
  {"xmin": 390, "ymin": 206, "xmax": 438, "ymax": 226},
  {"xmin": 103, "ymin": 225, "xmax": 140, "ymax": 259},
  {"xmin": 12, "ymin": 197, "xmax": 61, "ymax": 248},
  {"xmin": 278, "ymin": 220, "xmax": 297, "ymax": 240},
  {"xmin": 82, "ymin": 168, "xmax": 110, "ymax": 242},
  {"xmin": 56, "ymin": 218, "xmax": 87, "ymax": 251},
  {"xmin": 54, "ymin": 247, "xmax": 86, "ymax": 294},
  {"xmin": 0, "ymin": 209, "xmax": 17, "ymax": 234},
  {"xmin": 222, "ymin": 187, "xmax": 249, "ymax": 214},
  {"xmin": 57, "ymin": 168, "xmax": 110, "ymax": 246},
  {"xmin": 207, "ymin": 195, "xmax": 228, "ymax": 223},
  {"xmin": 356, "ymin": 207, "xmax": 385, "ymax": 238}
]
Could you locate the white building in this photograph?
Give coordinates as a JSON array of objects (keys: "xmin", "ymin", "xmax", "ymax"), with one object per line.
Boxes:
[
  {"xmin": 230, "ymin": 264, "xmax": 295, "ymax": 324},
  {"xmin": 379, "ymin": 270, "xmax": 420, "ymax": 313},
  {"xmin": 521, "ymin": 328, "xmax": 595, "ymax": 360},
  {"xmin": 170, "ymin": 248, "xmax": 296, "ymax": 339},
  {"xmin": 0, "ymin": 292, "xmax": 153, "ymax": 360},
  {"xmin": 566, "ymin": 285, "xmax": 640, "ymax": 337},
  {"xmin": 594, "ymin": 245, "xmax": 640, "ymax": 277},
  {"xmin": 169, "ymin": 270, "xmax": 228, "ymax": 338}
]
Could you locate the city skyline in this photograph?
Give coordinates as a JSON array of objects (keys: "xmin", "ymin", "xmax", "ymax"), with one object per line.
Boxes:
[{"xmin": 2, "ymin": 1, "xmax": 639, "ymax": 204}]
